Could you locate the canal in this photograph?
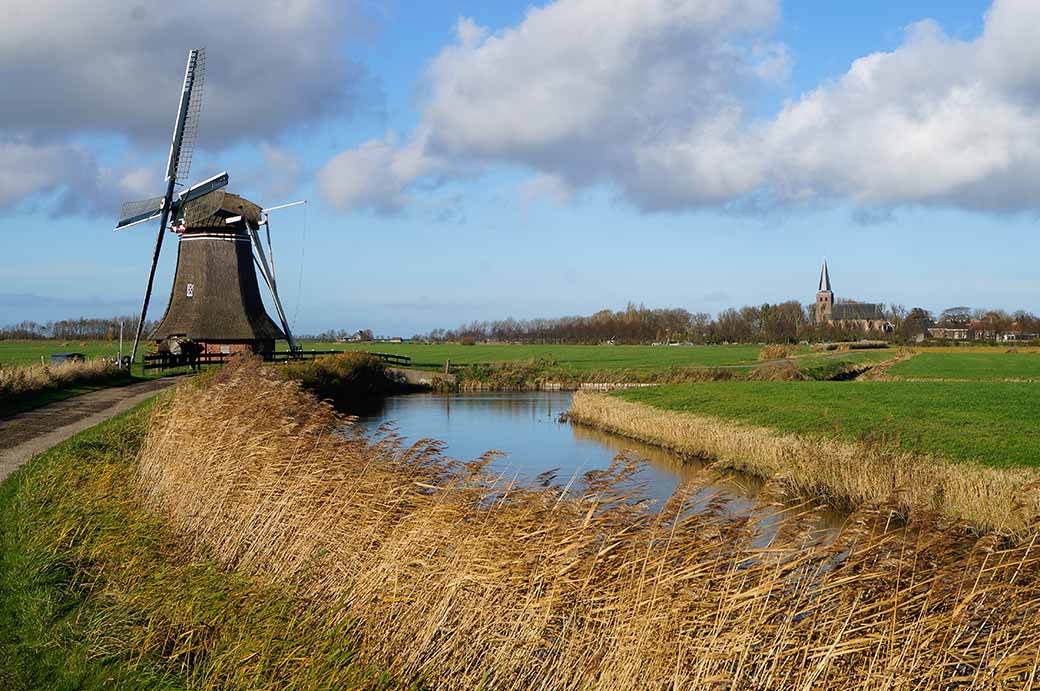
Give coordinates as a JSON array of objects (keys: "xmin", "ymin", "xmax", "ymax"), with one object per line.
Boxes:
[{"xmin": 354, "ymin": 391, "xmax": 844, "ymax": 534}]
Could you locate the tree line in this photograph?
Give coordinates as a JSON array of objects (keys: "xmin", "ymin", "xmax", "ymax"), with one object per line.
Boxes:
[
  {"xmin": 0, "ymin": 316, "xmax": 156, "ymax": 341},
  {"xmin": 412, "ymin": 301, "xmax": 1040, "ymax": 345},
  {"xmin": 413, "ymin": 301, "xmax": 850, "ymax": 345}
]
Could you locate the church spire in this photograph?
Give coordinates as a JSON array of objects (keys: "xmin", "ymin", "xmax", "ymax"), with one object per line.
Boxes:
[{"xmin": 818, "ymin": 258, "xmax": 832, "ymax": 293}]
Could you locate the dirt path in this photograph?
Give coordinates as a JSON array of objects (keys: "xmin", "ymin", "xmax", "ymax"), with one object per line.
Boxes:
[{"xmin": 0, "ymin": 377, "xmax": 181, "ymax": 483}]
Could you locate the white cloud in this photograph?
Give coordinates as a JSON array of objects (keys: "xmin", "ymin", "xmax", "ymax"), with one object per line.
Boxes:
[
  {"xmin": 317, "ymin": 131, "xmax": 446, "ymax": 214},
  {"xmin": 0, "ymin": 0, "xmax": 375, "ymax": 216},
  {"xmin": 0, "ymin": 0, "xmax": 372, "ymax": 143},
  {"xmin": 0, "ymin": 137, "xmax": 159, "ymax": 215},
  {"xmin": 320, "ymin": 0, "xmax": 1040, "ymax": 215},
  {"xmin": 761, "ymin": 6, "xmax": 1040, "ymax": 210}
]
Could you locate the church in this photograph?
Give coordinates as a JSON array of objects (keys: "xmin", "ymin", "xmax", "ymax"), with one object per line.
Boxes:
[{"xmin": 814, "ymin": 260, "xmax": 891, "ymax": 333}]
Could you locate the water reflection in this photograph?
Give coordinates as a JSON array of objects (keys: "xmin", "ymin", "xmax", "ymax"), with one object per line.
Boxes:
[{"xmin": 351, "ymin": 391, "xmax": 845, "ymax": 535}]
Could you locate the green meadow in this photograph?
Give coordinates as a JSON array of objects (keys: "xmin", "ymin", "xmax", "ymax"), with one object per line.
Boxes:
[
  {"xmin": 301, "ymin": 342, "xmax": 766, "ymax": 373},
  {"xmin": 888, "ymin": 351, "xmax": 1040, "ymax": 380},
  {"xmin": 615, "ymin": 381, "xmax": 1040, "ymax": 468},
  {"xmin": 0, "ymin": 340, "xmax": 123, "ymax": 367}
]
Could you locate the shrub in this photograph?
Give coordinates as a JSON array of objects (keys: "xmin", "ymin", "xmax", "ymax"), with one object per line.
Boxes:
[{"xmin": 280, "ymin": 352, "xmax": 406, "ymax": 404}]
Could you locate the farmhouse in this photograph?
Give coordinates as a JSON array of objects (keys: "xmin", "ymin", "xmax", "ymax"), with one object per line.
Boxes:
[{"xmin": 814, "ymin": 260, "xmax": 891, "ymax": 333}]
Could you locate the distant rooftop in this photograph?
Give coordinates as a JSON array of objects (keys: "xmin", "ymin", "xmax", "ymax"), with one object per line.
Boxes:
[{"xmin": 832, "ymin": 302, "xmax": 884, "ymax": 321}]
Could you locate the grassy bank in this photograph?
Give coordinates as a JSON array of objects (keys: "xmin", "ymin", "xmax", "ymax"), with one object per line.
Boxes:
[
  {"xmin": 431, "ymin": 350, "xmax": 895, "ymax": 390},
  {"xmin": 889, "ymin": 350, "xmax": 1040, "ymax": 380},
  {"xmin": 569, "ymin": 388, "xmax": 1040, "ymax": 529},
  {"xmin": 0, "ymin": 399, "xmax": 407, "ymax": 691},
  {"xmin": 614, "ymin": 380, "xmax": 1040, "ymax": 468},
  {"xmin": 129, "ymin": 358, "xmax": 1040, "ymax": 688}
]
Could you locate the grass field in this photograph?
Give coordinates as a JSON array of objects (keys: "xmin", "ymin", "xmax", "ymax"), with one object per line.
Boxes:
[
  {"xmin": 300, "ymin": 342, "xmax": 766, "ymax": 372},
  {"xmin": 615, "ymin": 380, "xmax": 1040, "ymax": 468},
  {"xmin": 0, "ymin": 340, "xmax": 123, "ymax": 366},
  {"xmin": 889, "ymin": 351, "xmax": 1040, "ymax": 380}
]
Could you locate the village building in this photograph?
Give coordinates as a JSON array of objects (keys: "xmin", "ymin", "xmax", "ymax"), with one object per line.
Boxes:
[
  {"xmin": 814, "ymin": 260, "xmax": 891, "ymax": 333},
  {"xmin": 927, "ymin": 326, "xmax": 970, "ymax": 340}
]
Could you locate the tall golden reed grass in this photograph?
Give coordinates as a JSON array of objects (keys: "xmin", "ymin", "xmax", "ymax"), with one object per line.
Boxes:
[
  {"xmin": 139, "ymin": 357, "xmax": 1040, "ymax": 689},
  {"xmin": 570, "ymin": 391, "xmax": 1040, "ymax": 532},
  {"xmin": 757, "ymin": 344, "xmax": 793, "ymax": 361},
  {"xmin": 0, "ymin": 357, "xmax": 118, "ymax": 398}
]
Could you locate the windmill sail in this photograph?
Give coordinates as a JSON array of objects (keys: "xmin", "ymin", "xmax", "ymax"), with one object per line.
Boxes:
[
  {"xmin": 172, "ymin": 48, "xmax": 205, "ymax": 186},
  {"xmin": 129, "ymin": 48, "xmax": 206, "ymax": 368},
  {"xmin": 116, "ymin": 196, "xmax": 164, "ymax": 230}
]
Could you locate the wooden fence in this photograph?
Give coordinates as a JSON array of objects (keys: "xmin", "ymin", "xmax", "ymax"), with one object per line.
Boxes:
[{"xmin": 142, "ymin": 350, "xmax": 411, "ymax": 372}]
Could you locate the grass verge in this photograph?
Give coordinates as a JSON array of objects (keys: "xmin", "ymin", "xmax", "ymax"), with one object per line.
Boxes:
[
  {"xmin": 0, "ymin": 375, "xmax": 133, "ymax": 418},
  {"xmin": 0, "ymin": 399, "xmax": 410, "ymax": 691},
  {"xmin": 614, "ymin": 380, "xmax": 1040, "ymax": 468},
  {"xmin": 569, "ymin": 389, "xmax": 1040, "ymax": 530}
]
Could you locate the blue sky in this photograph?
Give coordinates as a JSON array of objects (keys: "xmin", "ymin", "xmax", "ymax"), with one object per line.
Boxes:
[{"xmin": 1, "ymin": 0, "xmax": 1036, "ymax": 337}]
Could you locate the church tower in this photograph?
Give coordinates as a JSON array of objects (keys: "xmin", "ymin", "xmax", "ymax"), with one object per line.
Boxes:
[{"xmin": 815, "ymin": 259, "xmax": 833, "ymax": 324}]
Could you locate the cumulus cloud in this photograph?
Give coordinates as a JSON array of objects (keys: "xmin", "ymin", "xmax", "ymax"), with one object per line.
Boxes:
[
  {"xmin": 0, "ymin": 0, "xmax": 371, "ymax": 143},
  {"xmin": 0, "ymin": 137, "xmax": 160, "ymax": 216},
  {"xmin": 318, "ymin": 0, "xmax": 1040, "ymax": 214},
  {"xmin": 0, "ymin": 0, "xmax": 374, "ymax": 215},
  {"xmin": 317, "ymin": 130, "xmax": 447, "ymax": 213}
]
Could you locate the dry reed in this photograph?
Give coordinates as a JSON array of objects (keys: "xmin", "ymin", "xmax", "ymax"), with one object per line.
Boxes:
[
  {"xmin": 570, "ymin": 391, "xmax": 1040, "ymax": 532},
  {"xmin": 138, "ymin": 357, "xmax": 1040, "ymax": 689},
  {"xmin": 0, "ymin": 357, "xmax": 118, "ymax": 398},
  {"xmin": 758, "ymin": 344, "xmax": 793, "ymax": 361}
]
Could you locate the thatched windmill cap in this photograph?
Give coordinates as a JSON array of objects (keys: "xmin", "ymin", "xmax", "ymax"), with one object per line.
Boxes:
[{"xmin": 181, "ymin": 190, "xmax": 262, "ymax": 230}]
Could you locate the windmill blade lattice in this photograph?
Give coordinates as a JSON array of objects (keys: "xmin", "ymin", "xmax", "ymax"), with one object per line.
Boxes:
[
  {"xmin": 119, "ymin": 196, "xmax": 164, "ymax": 222},
  {"xmin": 181, "ymin": 189, "xmax": 225, "ymax": 227},
  {"xmin": 173, "ymin": 48, "xmax": 206, "ymax": 186}
]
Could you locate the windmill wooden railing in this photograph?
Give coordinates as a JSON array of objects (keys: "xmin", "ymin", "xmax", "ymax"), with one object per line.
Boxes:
[{"xmin": 142, "ymin": 350, "xmax": 411, "ymax": 371}]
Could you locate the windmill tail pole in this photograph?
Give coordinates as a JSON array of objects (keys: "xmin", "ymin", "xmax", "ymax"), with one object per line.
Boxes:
[{"xmin": 129, "ymin": 206, "xmax": 172, "ymax": 370}]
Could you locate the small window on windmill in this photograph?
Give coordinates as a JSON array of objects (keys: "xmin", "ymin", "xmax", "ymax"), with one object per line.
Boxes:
[{"xmin": 186, "ymin": 282, "xmax": 195, "ymax": 298}]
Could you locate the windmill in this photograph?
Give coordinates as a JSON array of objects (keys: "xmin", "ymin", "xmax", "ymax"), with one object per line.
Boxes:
[{"xmin": 116, "ymin": 48, "xmax": 299, "ymax": 363}]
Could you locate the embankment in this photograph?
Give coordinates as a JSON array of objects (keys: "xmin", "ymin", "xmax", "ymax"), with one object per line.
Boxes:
[
  {"xmin": 451, "ymin": 354, "xmax": 880, "ymax": 391},
  {"xmin": 8, "ymin": 358, "xmax": 1040, "ymax": 689},
  {"xmin": 568, "ymin": 391, "xmax": 1040, "ymax": 531}
]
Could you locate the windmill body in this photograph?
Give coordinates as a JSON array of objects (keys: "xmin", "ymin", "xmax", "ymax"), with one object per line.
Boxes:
[{"xmin": 151, "ymin": 191, "xmax": 284, "ymax": 356}]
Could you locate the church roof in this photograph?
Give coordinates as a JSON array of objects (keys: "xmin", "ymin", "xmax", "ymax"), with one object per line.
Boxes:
[
  {"xmin": 832, "ymin": 302, "xmax": 884, "ymax": 321},
  {"xmin": 818, "ymin": 259, "xmax": 831, "ymax": 292}
]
